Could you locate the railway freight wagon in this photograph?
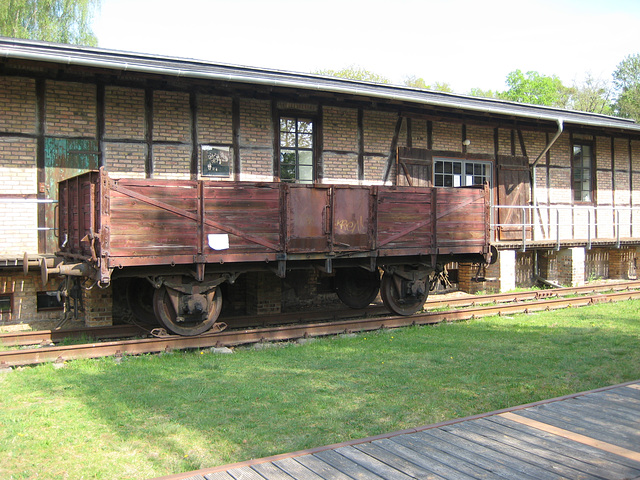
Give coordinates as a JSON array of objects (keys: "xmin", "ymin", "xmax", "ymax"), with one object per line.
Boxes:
[{"xmin": 50, "ymin": 168, "xmax": 492, "ymax": 335}]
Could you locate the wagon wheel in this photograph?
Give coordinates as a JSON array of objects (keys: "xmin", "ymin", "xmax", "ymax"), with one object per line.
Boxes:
[
  {"xmin": 153, "ymin": 285, "xmax": 222, "ymax": 336},
  {"xmin": 335, "ymin": 268, "xmax": 380, "ymax": 309},
  {"xmin": 380, "ymin": 272, "xmax": 428, "ymax": 316},
  {"xmin": 125, "ymin": 278, "xmax": 157, "ymax": 324}
]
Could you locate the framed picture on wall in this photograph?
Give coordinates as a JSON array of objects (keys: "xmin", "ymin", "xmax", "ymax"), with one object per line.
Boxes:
[{"xmin": 202, "ymin": 145, "xmax": 232, "ymax": 177}]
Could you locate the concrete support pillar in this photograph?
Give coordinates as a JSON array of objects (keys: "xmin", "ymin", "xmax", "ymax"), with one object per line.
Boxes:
[
  {"xmin": 498, "ymin": 250, "xmax": 516, "ymax": 292},
  {"xmin": 556, "ymin": 247, "xmax": 586, "ymax": 287}
]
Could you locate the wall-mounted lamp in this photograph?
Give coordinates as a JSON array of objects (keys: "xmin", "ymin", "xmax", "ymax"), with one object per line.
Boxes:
[{"xmin": 462, "ymin": 139, "xmax": 471, "ymax": 146}]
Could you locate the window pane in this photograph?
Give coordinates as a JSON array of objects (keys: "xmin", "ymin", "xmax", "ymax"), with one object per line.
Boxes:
[
  {"xmin": 298, "ymin": 121, "xmax": 313, "ymax": 134},
  {"xmin": 281, "ymin": 151, "xmax": 296, "ymax": 165},
  {"xmin": 281, "ymin": 133, "xmax": 296, "ymax": 148},
  {"xmin": 453, "ymin": 163, "xmax": 461, "ymax": 174},
  {"xmin": 298, "ymin": 133, "xmax": 313, "ymax": 148},
  {"xmin": 280, "ymin": 118, "xmax": 296, "ymax": 133},
  {"xmin": 435, "ymin": 174, "xmax": 444, "ymax": 186},
  {"xmin": 299, "ymin": 165, "xmax": 313, "ymax": 182},
  {"xmin": 435, "ymin": 162, "xmax": 443, "ymax": 173},
  {"xmin": 0, "ymin": 295, "xmax": 11, "ymax": 313},
  {"xmin": 444, "ymin": 162, "xmax": 452, "ymax": 174},
  {"xmin": 37, "ymin": 291, "xmax": 63, "ymax": 311},
  {"xmin": 281, "ymin": 164, "xmax": 296, "ymax": 180},
  {"xmin": 298, "ymin": 150, "xmax": 313, "ymax": 166}
]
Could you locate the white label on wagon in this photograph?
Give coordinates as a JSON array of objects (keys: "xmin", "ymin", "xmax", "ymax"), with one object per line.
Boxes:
[{"xmin": 208, "ymin": 234, "xmax": 230, "ymax": 250}]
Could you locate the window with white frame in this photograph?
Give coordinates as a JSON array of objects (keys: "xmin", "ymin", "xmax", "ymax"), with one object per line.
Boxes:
[
  {"xmin": 572, "ymin": 142, "xmax": 593, "ymax": 202},
  {"xmin": 434, "ymin": 158, "xmax": 491, "ymax": 188},
  {"xmin": 279, "ymin": 117, "xmax": 314, "ymax": 183}
]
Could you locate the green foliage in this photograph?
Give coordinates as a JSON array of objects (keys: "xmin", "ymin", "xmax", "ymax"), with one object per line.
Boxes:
[
  {"xmin": 403, "ymin": 76, "xmax": 453, "ymax": 93},
  {"xmin": 0, "ymin": 0, "xmax": 101, "ymax": 46},
  {"xmin": 314, "ymin": 65, "xmax": 390, "ymax": 84},
  {"xmin": 567, "ymin": 74, "xmax": 614, "ymax": 115},
  {"xmin": 613, "ymin": 53, "xmax": 640, "ymax": 120},
  {"xmin": 500, "ymin": 69, "xmax": 571, "ymax": 107}
]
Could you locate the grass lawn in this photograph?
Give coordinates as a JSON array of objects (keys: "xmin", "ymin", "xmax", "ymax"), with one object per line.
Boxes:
[{"xmin": 1, "ymin": 299, "xmax": 639, "ymax": 479}]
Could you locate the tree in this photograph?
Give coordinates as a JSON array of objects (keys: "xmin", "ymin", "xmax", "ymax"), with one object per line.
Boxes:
[
  {"xmin": 613, "ymin": 54, "xmax": 640, "ymax": 121},
  {"xmin": 314, "ymin": 65, "xmax": 390, "ymax": 84},
  {"xmin": 567, "ymin": 74, "xmax": 613, "ymax": 115},
  {"xmin": 499, "ymin": 69, "xmax": 570, "ymax": 107},
  {"xmin": 403, "ymin": 76, "xmax": 453, "ymax": 93},
  {"xmin": 0, "ymin": 0, "xmax": 101, "ymax": 46}
]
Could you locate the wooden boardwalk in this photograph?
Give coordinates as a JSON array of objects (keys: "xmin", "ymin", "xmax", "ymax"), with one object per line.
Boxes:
[{"xmin": 156, "ymin": 381, "xmax": 640, "ymax": 480}]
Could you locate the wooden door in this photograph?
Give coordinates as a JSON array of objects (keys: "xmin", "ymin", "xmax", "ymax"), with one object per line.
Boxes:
[
  {"xmin": 397, "ymin": 147, "xmax": 432, "ymax": 187},
  {"xmin": 497, "ymin": 155, "xmax": 531, "ymax": 241}
]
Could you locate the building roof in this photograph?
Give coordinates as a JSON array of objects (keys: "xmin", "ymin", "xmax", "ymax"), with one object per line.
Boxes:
[{"xmin": 2, "ymin": 36, "xmax": 640, "ymax": 134}]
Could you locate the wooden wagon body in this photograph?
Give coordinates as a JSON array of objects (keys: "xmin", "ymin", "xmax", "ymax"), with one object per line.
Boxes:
[{"xmin": 57, "ymin": 168, "xmax": 490, "ymax": 284}]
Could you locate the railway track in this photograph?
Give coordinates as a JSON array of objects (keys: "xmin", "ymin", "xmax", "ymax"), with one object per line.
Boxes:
[{"xmin": 2, "ymin": 281, "xmax": 640, "ymax": 368}]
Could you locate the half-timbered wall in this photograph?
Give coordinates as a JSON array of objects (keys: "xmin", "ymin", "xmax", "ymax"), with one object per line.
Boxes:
[{"xmin": 2, "ymin": 63, "xmax": 640, "ymax": 325}]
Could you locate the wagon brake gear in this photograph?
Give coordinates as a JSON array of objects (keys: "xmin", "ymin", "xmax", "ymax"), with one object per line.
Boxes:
[
  {"xmin": 55, "ymin": 277, "xmax": 85, "ymax": 329},
  {"xmin": 430, "ymin": 265, "xmax": 451, "ymax": 291}
]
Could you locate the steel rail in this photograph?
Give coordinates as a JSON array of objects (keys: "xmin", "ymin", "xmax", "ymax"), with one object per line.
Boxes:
[
  {"xmin": 3, "ymin": 280, "xmax": 638, "ymax": 348},
  {"xmin": 1, "ymin": 289, "xmax": 639, "ymax": 368},
  {"xmin": 424, "ymin": 280, "xmax": 640, "ymax": 309},
  {"xmin": 0, "ymin": 324, "xmax": 150, "ymax": 347}
]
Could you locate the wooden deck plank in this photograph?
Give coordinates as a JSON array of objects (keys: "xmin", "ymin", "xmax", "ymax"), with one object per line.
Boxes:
[
  {"xmin": 333, "ymin": 445, "xmax": 415, "ymax": 480},
  {"xmin": 392, "ymin": 430, "xmax": 534, "ymax": 480},
  {"xmin": 466, "ymin": 418, "xmax": 605, "ymax": 479},
  {"xmin": 368, "ymin": 438, "xmax": 481, "ymax": 480},
  {"xmin": 270, "ymin": 458, "xmax": 326, "ymax": 480},
  {"xmin": 313, "ymin": 449, "xmax": 387, "ymax": 480},
  {"xmin": 205, "ymin": 472, "xmax": 237, "ymax": 480},
  {"xmin": 513, "ymin": 404, "xmax": 640, "ymax": 451},
  {"xmin": 293, "ymin": 455, "xmax": 354, "ymax": 480},
  {"xmin": 353, "ymin": 441, "xmax": 447, "ymax": 480},
  {"xmin": 224, "ymin": 466, "xmax": 268, "ymax": 480},
  {"xmin": 487, "ymin": 415, "xmax": 640, "ymax": 477},
  {"xmin": 420, "ymin": 429, "xmax": 553, "ymax": 479},
  {"xmin": 387, "ymin": 434, "xmax": 518, "ymax": 480},
  {"xmin": 500, "ymin": 411, "xmax": 640, "ymax": 463},
  {"xmin": 440, "ymin": 422, "xmax": 578, "ymax": 479},
  {"xmin": 546, "ymin": 398, "xmax": 640, "ymax": 441},
  {"xmin": 573, "ymin": 394, "xmax": 640, "ymax": 422},
  {"xmin": 250, "ymin": 463, "xmax": 296, "ymax": 480}
]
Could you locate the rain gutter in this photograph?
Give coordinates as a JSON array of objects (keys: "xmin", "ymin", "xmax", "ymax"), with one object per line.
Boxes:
[{"xmin": 1, "ymin": 42, "xmax": 626, "ymax": 131}]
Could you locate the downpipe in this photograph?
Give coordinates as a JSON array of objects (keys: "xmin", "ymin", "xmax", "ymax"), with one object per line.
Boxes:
[{"xmin": 531, "ymin": 119, "xmax": 563, "ymax": 206}]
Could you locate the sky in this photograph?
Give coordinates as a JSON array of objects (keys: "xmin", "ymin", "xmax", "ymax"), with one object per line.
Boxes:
[{"xmin": 92, "ymin": 0, "xmax": 640, "ymax": 94}]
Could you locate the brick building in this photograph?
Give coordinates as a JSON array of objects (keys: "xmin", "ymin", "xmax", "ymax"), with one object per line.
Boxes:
[{"xmin": 1, "ymin": 37, "xmax": 639, "ymax": 329}]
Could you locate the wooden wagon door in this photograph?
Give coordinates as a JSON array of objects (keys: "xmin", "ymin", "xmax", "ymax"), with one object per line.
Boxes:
[
  {"xmin": 397, "ymin": 147, "xmax": 432, "ymax": 187},
  {"xmin": 496, "ymin": 155, "xmax": 531, "ymax": 241}
]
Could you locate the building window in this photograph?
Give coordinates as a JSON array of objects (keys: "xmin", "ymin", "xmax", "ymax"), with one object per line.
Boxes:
[
  {"xmin": 573, "ymin": 143, "xmax": 593, "ymax": 202},
  {"xmin": 37, "ymin": 291, "xmax": 63, "ymax": 311},
  {"xmin": 279, "ymin": 117, "xmax": 314, "ymax": 183},
  {"xmin": 434, "ymin": 158, "xmax": 491, "ymax": 188},
  {"xmin": 0, "ymin": 294, "xmax": 12, "ymax": 314}
]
